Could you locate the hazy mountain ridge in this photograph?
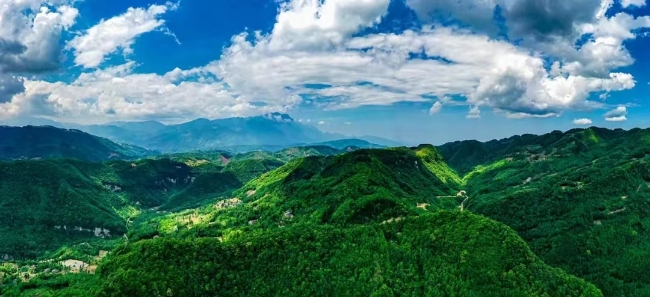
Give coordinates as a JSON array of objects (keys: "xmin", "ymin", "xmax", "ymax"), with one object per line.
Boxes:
[
  {"xmin": 1, "ymin": 114, "xmax": 401, "ymax": 154},
  {"xmin": 70, "ymin": 114, "xmax": 394, "ymax": 152}
]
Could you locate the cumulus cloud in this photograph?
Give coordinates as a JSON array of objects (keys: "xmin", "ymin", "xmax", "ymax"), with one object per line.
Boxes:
[
  {"xmin": 0, "ymin": 0, "xmax": 79, "ymax": 115},
  {"xmin": 429, "ymin": 101, "xmax": 442, "ymax": 115},
  {"xmin": 604, "ymin": 106, "xmax": 628, "ymax": 121},
  {"xmin": 3, "ymin": 0, "xmax": 649, "ymax": 123},
  {"xmin": 202, "ymin": 0, "xmax": 642, "ymax": 120},
  {"xmin": 466, "ymin": 105, "xmax": 480, "ymax": 119},
  {"xmin": 0, "ymin": 75, "xmax": 25, "ymax": 103},
  {"xmin": 573, "ymin": 118, "xmax": 593, "ymax": 125},
  {"xmin": 505, "ymin": 0, "xmax": 602, "ymax": 40},
  {"xmin": 405, "ymin": 0, "xmax": 650, "ymax": 79},
  {"xmin": 318, "ymin": 120, "xmax": 326, "ymax": 125},
  {"xmin": 8, "ymin": 62, "xmax": 284, "ymax": 124},
  {"xmin": 621, "ymin": 0, "xmax": 646, "ymax": 8},
  {"xmin": 0, "ymin": 1, "xmax": 78, "ymax": 74},
  {"xmin": 66, "ymin": 2, "xmax": 178, "ymax": 68}
]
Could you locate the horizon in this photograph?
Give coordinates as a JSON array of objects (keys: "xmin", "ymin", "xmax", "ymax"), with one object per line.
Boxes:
[
  {"xmin": 0, "ymin": 112, "xmax": 641, "ymax": 147},
  {"xmin": 1, "ymin": 0, "xmax": 649, "ymax": 144}
]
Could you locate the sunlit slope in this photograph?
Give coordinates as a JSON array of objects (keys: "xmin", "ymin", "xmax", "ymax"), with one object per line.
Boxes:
[{"xmin": 229, "ymin": 146, "xmax": 463, "ymax": 228}]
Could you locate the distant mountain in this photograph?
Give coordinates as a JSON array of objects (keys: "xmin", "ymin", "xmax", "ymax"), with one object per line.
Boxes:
[
  {"xmin": 56, "ymin": 113, "xmax": 393, "ymax": 153},
  {"xmin": 0, "ymin": 113, "xmax": 398, "ymax": 153},
  {"xmin": 356, "ymin": 135, "xmax": 405, "ymax": 147},
  {"xmin": 0, "ymin": 116, "xmax": 63, "ymax": 128},
  {"xmin": 62, "ymin": 113, "xmax": 339, "ymax": 153},
  {"xmin": 311, "ymin": 138, "xmax": 385, "ymax": 150},
  {"xmin": 0, "ymin": 126, "xmax": 154, "ymax": 161}
]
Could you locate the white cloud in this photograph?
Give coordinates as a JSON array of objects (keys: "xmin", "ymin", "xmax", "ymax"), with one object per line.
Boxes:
[
  {"xmin": 0, "ymin": 1, "xmax": 79, "ymax": 74},
  {"xmin": 212, "ymin": 23, "xmax": 637, "ymax": 117},
  {"xmin": 318, "ymin": 120, "xmax": 326, "ymax": 125},
  {"xmin": 3, "ymin": 0, "xmax": 649, "ymax": 123},
  {"xmin": 344, "ymin": 121, "xmax": 352, "ymax": 124},
  {"xmin": 621, "ymin": 0, "xmax": 646, "ymax": 8},
  {"xmin": 573, "ymin": 118, "xmax": 593, "ymax": 125},
  {"xmin": 604, "ymin": 106, "xmax": 628, "ymax": 121},
  {"xmin": 466, "ymin": 105, "xmax": 480, "ymax": 119},
  {"xmin": 66, "ymin": 2, "xmax": 178, "ymax": 68},
  {"xmin": 7, "ymin": 62, "xmax": 286, "ymax": 123},
  {"xmin": 0, "ymin": 0, "xmax": 79, "ymax": 113},
  {"xmin": 429, "ymin": 101, "xmax": 442, "ymax": 115}
]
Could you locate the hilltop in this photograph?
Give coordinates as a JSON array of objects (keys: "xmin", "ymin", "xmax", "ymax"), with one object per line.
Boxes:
[{"xmin": 181, "ymin": 146, "xmax": 464, "ymax": 235}]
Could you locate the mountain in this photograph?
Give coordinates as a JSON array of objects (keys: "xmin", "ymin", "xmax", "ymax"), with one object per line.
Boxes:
[
  {"xmin": 143, "ymin": 129, "xmax": 650, "ymax": 296},
  {"xmin": 311, "ymin": 138, "xmax": 385, "ymax": 150},
  {"xmin": 1, "ymin": 114, "xmax": 396, "ymax": 153},
  {"xmin": 357, "ymin": 135, "xmax": 405, "ymax": 147},
  {"xmin": 221, "ymin": 146, "xmax": 461, "ymax": 228},
  {"xmin": 66, "ymin": 113, "xmax": 338, "ymax": 153},
  {"xmin": 0, "ymin": 126, "xmax": 153, "ymax": 161},
  {"xmin": 439, "ymin": 127, "xmax": 650, "ymax": 296},
  {"xmin": 0, "ymin": 154, "xmax": 277, "ymax": 258},
  {"xmin": 97, "ymin": 212, "xmax": 601, "ymax": 297},
  {"xmin": 0, "ymin": 159, "xmax": 128, "ymax": 259},
  {"xmin": 54, "ymin": 114, "xmax": 391, "ymax": 153},
  {"xmin": 11, "ymin": 126, "xmax": 650, "ymax": 296},
  {"xmin": 0, "ymin": 116, "xmax": 63, "ymax": 128}
]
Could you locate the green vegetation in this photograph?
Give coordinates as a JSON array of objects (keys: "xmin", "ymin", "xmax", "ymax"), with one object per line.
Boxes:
[
  {"xmin": 100, "ymin": 212, "xmax": 601, "ymax": 297},
  {"xmin": 9, "ymin": 126, "xmax": 650, "ymax": 296},
  {"xmin": 0, "ymin": 160, "xmax": 127, "ymax": 259},
  {"xmin": 453, "ymin": 127, "xmax": 650, "ymax": 296},
  {"xmin": 0, "ymin": 157, "xmax": 234, "ymax": 258},
  {"xmin": 0, "ymin": 126, "xmax": 153, "ymax": 161}
]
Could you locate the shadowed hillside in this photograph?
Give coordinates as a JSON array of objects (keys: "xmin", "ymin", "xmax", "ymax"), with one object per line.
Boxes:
[{"xmin": 0, "ymin": 126, "xmax": 153, "ymax": 162}]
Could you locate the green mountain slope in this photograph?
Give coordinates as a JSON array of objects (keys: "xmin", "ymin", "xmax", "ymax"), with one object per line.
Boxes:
[
  {"xmin": 134, "ymin": 146, "xmax": 464, "ymax": 245},
  {"xmin": 99, "ymin": 211, "xmax": 602, "ymax": 297},
  {"xmin": 446, "ymin": 127, "xmax": 650, "ymax": 296},
  {"xmin": 0, "ymin": 141, "xmax": 608, "ymax": 297},
  {"xmin": 0, "ymin": 126, "xmax": 153, "ymax": 161},
  {"xmin": 0, "ymin": 157, "xmax": 244, "ymax": 258},
  {"xmin": 233, "ymin": 146, "xmax": 461, "ymax": 228},
  {"xmin": 0, "ymin": 160, "xmax": 128, "ymax": 259}
]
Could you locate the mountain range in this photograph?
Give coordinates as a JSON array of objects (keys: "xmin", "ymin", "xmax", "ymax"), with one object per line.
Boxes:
[
  {"xmin": 1, "ymin": 113, "xmax": 401, "ymax": 153},
  {"xmin": 7, "ymin": 125, "xmax": 650, "ymax": 296}
]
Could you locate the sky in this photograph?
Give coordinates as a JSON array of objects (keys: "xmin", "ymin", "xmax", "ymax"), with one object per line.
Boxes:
[{"xmin": 1, "ymin": 0, "xmax": 650, "ymax": 145}]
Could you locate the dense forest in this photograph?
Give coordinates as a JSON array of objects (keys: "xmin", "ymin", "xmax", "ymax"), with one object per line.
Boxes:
[{"xmin": 5, "ymin": 127, "xmax": 650, "ymax": 296}]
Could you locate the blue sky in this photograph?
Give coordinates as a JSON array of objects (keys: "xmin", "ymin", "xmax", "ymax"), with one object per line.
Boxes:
[{"xmin": 1, "ymin": 0, "xmax": 650, "ymax": 144}]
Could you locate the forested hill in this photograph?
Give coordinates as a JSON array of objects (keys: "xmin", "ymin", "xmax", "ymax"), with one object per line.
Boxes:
[
  {"xmin": 0, "ymin": 126, "xmax": 153, "ymax": 161},
  {"xmin": 437, "ymin": 127, "xmax": 650, "ymax": 296},
  {"xmin": 98, "ymin": 212, "xmax": 602, "ymax": 297},
  {"xmin": 8, "ymin": 127, "xmax": 650, "ymax": 296},
  {"xmin": 437, "ymin": 127, "xmax": 647, "ymax": 174},
  {"xmin": 211, "ymin": 145, "xmax": 463, "ymax": 231}
]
